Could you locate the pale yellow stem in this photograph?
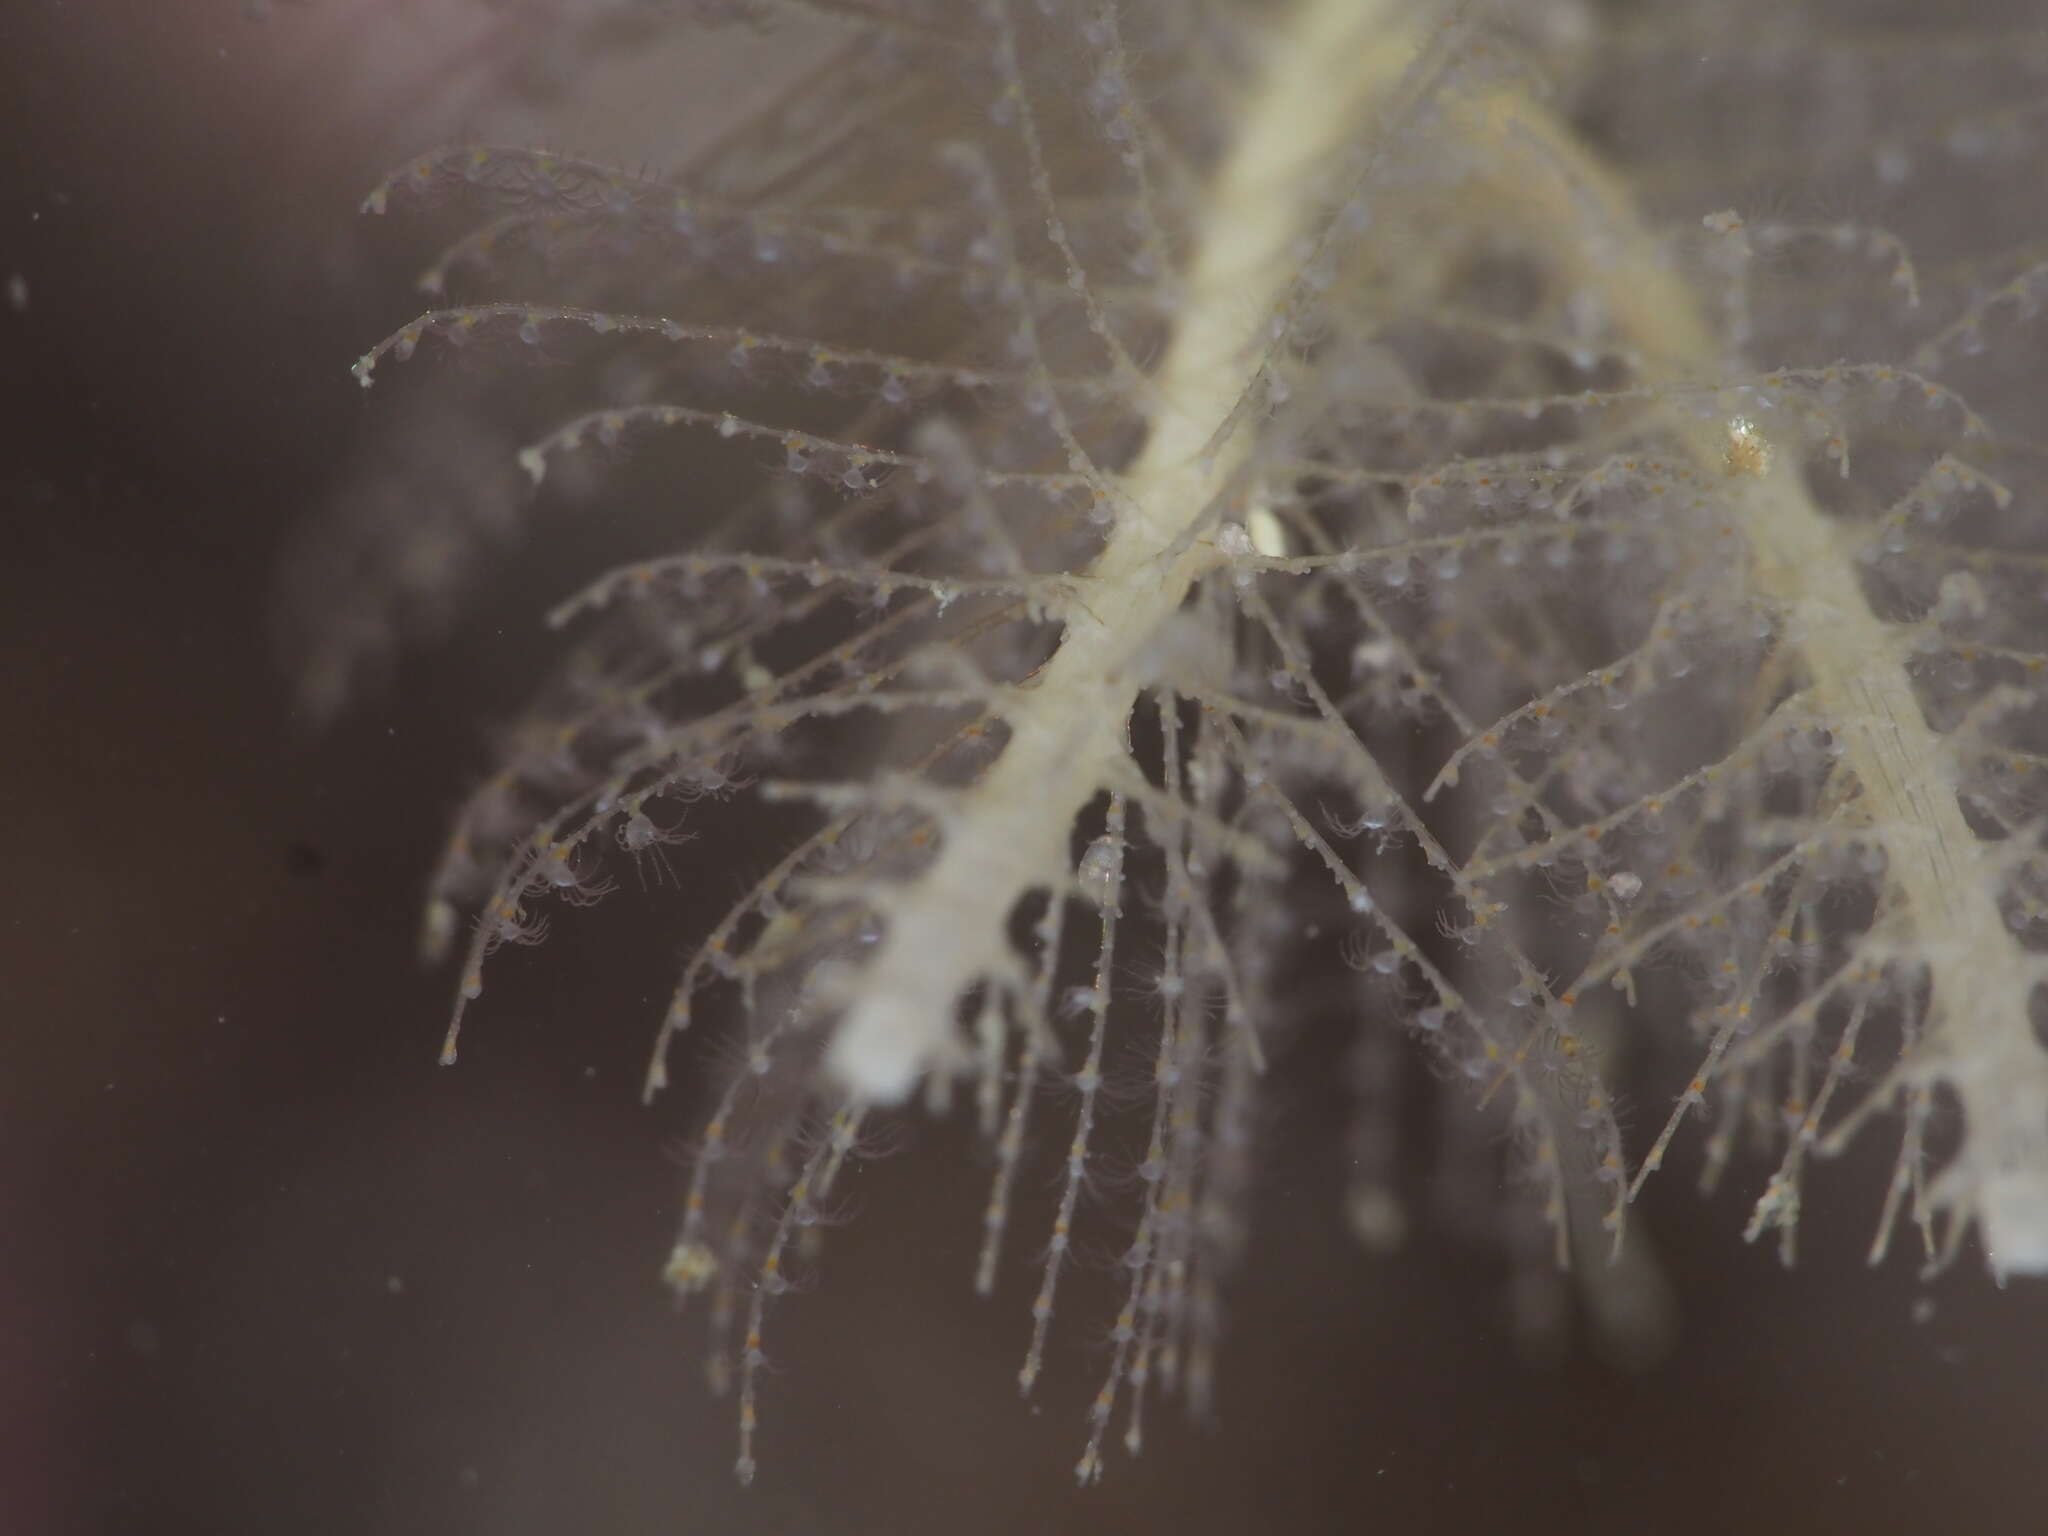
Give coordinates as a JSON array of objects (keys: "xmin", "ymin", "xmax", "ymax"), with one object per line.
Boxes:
[{"xmin": 828, "ymin": 0, "xmax": 1421, "ymax": 1099}]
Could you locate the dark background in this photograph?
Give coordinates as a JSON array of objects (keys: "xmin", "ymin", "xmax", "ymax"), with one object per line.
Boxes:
[{"xmin": 6, "ymin": 4, "xmax": 2045, "ymax": 1533}]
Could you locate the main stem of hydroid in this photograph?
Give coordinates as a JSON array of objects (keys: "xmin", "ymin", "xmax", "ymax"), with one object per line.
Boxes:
[
  {"xmin": 1741, "ymin": 466, "xmax": 2048, "ymax": 1274},
  {"xmin": 826, "ymin": 0, "xmax": 2048, "ymax": 1278},
  {"xmin": 1457, "ymin": 79, "xmax": 2048, "ymax": 1276},
  {"xmin": 827, "ymin": 0, "xmax": 1410, "ymax": 1101}
]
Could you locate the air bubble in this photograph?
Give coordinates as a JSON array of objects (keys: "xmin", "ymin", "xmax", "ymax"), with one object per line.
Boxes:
[{"xmin": 1078, "ymin": 837, "xmax": 1120, "ymax": 906}]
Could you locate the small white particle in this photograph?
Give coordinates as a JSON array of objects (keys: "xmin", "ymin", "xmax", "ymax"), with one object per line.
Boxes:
[{"xmin": 1246, "ymin": 504, "xmax": 1289, "ymax": 557}]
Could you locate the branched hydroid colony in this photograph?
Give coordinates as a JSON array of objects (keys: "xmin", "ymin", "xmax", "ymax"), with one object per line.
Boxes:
[{"xmin": 339, "ymin": 0, "xmax": 2048, "ymax": 1485}]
